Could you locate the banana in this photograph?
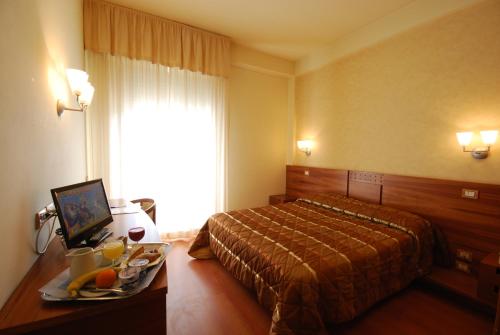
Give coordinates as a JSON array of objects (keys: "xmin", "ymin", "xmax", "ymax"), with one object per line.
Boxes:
[{"xmin": 67, "ymin": 267, "xmax": 120, "ymax": 298}]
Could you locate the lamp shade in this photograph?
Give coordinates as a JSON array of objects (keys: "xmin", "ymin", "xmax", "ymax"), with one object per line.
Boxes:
[
  {"xmin": 456, "ymin": 132, "xmax": 473, "ymax": 146},
  {"xmin": 79, "ymin": 82, "xmax": 95, "ymax": 105},
  {"xmin": 66, "ymin": 68, "xmax": 89, "ymax": 95},
  {"xmin": 297, "ymin": 140, "xmax": 313, "ymax": 151},
  {"xmin": 480, "ymin": 130, "xmax": 498, "ymax": 145}
]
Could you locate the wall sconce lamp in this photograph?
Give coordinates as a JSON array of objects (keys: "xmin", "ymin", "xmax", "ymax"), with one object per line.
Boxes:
[
  {"xmin": 297, "ymin": 140, "xmax": 314, "ymax": 156},
  {"xmin": 456, "ymin": 130, "xmax": 498, "ymax": 159},
  {"xmin": 57, "ymin": 69, "xmax": 95, "ymax": 116}
]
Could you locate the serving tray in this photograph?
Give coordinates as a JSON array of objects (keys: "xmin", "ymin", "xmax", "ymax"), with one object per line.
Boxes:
[{"xmin": 39, "ymin": 243, "xmax": 171, "ymax": 301}]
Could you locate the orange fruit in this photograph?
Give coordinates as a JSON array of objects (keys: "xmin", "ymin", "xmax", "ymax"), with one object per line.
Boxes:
[{"xmin": 95, "ymin": 268, "xmax": 116, "ymax": 288}]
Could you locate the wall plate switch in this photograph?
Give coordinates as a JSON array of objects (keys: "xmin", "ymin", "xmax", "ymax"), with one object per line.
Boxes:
[
  {"xmin": 461, "ymin": 188, "xmax": 479, "ymax": 199},
  {"xmin": 456, "ymin": 248, "xmax": 473, "ymax": 262},
  {"xmin": 455, "ymin": 260, "xmax": 471, "ymax": 273}
]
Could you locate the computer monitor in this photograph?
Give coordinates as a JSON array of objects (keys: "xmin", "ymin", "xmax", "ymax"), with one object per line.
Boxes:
[{"xmin": 51, "ymin": 179, "xmax": 113, "ymax": 249}]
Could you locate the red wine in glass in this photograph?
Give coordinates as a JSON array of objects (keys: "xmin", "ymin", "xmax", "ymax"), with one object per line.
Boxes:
[{"xmin": 128, "ymin": 227, "xmax": 145, "ymax": 244}]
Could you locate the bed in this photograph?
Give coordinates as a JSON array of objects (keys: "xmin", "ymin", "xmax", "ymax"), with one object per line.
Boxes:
[{"xmin": 188, "ymin": 193, "xmax": 434, "ymax": 334}]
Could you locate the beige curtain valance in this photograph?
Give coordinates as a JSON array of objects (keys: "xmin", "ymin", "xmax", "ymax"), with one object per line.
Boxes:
[{"xmin": 83, "ymin": 0, "xmax": 231, "ymax": 77}]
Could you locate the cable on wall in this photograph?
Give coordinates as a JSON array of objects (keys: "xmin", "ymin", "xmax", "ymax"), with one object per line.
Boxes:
[{"xmin": 35, "ymin": 213, "xmax": 57, "ymax": 255}]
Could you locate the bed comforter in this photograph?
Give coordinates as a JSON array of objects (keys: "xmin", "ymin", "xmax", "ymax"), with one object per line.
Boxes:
[{"xmin": 188, "ymin": 193, "xmax": 433, "ymax": 334}]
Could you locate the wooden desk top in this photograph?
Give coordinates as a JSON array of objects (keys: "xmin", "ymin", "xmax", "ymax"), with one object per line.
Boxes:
[{"xmin": 0, "ymin": 211, "xmax": 168, "ymax": 334}]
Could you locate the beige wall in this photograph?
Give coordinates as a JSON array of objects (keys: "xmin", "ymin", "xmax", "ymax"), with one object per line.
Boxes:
[
  {"xmin": 296, "ymin": 0, "xmax": 484, "ymax": 75},
  {"xmin": 227, "ymin": 45, "xmax": 292, "ymax": 210},
  {"xmin": 295, "ymin": 0, "xmax": 500, "ymax": 184},
  {"xmin": 0, "ymin": 0, "xmax": 85, "ymax": 307}
]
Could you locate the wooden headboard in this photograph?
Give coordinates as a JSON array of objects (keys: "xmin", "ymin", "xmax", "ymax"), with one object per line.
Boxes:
[
  {"xmin": 286, "ymin": 165, "xmax": 500, "ymax": 275},
  {"xmin": 286, "ymin": 165, "xmax": 348, "ymax": 198}
]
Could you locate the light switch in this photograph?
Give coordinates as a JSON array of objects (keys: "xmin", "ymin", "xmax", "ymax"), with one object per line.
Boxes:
[{"xmin": 461, "ymin": 188, "xmax": 479, "ymax": 199}]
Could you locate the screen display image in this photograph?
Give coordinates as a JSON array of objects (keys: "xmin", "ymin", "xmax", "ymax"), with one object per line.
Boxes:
[{"xmin": 52, "ymin": 179, "xmax": 113, "ymax": 247}]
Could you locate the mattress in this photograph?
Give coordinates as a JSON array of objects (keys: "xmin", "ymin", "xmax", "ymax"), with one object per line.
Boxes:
[{"xmin": 189, "ymin": 193, "xmax": 433, "ymax": 334}]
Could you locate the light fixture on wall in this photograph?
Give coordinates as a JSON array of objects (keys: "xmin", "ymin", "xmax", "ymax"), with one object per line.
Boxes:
[
  {"xmin": 297, "ymin": 140, "xmax": 314, "ymax": 156},
  {"xmin": 57, "ymin": 69, "xmax": 95, "ymax": 116},
  {"xmin": 456, "ymin": 130, "xmax": 498, "ymax": 159}
]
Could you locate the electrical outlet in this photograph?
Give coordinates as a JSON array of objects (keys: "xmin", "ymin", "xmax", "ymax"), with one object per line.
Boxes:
[
  {"xmin": 35, "ymin": 203, "xmax": 55, "ymax": 229},
  {"xmin": 461, "ymin": 188, "xmax": 478, "ymax": 199},
  {"xmin": 456, "ymin": 248, "xmax": 473, "ymax": 262},
  {"xmin": 455, "ymin": 260, "xmax": 471, "ymax": 273},
  {"xmin": 304, "ymin": 170, "xmax": 310, "ymax": 176}
]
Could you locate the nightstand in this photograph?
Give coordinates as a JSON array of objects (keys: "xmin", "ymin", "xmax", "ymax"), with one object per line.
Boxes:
[
  {"xmin": 481, "ymin": 253, "xmax": 500, "ymax": 335},
  {"xmin": 478, "ymin": 253, "xmax": 500, "ymax": 307},
  {"xmin": 269, "ymin": 194, "xmax": 294, "ymax": 205}
]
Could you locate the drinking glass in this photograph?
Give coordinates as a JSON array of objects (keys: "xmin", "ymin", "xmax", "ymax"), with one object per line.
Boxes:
[
  {"xmin": 102, "ymin": 240, "xmax": 125, "ymax": 266},
  {"xmin": 128, "ymin": 227, "xmax": 145, "ymax": 244}
]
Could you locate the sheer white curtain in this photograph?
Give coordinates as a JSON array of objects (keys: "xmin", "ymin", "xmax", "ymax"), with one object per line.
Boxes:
[{"xmin": 85, "ymin": 51, "xmax": 226, "ymax": 240}]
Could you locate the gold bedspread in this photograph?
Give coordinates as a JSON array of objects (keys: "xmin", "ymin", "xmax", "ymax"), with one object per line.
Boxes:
[{"xmin": 189, "ymin": 193, "xmax": 433, "ymax": 334}]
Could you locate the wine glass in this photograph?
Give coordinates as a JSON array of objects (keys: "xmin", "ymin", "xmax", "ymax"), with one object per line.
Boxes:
[
  {"xmin": 128, "ymin": 227, "xmax": 145, "ymax": 245},
  {"xmin": 102, "ymin": 240, "xmax": 125, "ymax": 266}
]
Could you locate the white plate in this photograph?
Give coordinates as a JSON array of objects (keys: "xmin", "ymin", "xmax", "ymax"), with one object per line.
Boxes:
[{"xmin": 79, "ymin": 289, "xmax": 111, "ymax": 298}]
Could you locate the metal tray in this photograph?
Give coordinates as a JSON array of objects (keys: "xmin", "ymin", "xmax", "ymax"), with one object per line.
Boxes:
[{"xmin": 39, "ymin": 243, "xmax": 170, "ymax": 301}]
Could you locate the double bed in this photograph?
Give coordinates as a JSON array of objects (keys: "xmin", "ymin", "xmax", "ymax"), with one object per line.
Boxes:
[{"xmin": 189, "ymin": 193, "xmax": 434, "ymax": 334}]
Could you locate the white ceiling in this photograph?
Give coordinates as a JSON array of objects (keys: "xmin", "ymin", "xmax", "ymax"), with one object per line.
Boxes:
[{"xmin": 109, "ymin": 0, "xmax": 417, "ymax": 60}]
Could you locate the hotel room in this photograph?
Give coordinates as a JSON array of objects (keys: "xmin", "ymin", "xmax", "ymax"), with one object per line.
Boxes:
[{"xmin": 0, "ymin": 0, "xmax": 499, "ymax": 334}]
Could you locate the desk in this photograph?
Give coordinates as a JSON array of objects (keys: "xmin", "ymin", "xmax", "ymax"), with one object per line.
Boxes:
[{"xmin": 0, "ymin": 211, "xmax": 167, "ymax": 335}]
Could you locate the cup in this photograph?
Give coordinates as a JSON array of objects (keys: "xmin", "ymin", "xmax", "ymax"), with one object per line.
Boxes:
[{"xmin": 67, "ymin": 247, "xmax": 97, "ymax": 279}]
